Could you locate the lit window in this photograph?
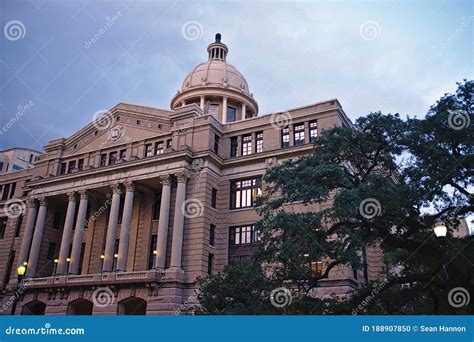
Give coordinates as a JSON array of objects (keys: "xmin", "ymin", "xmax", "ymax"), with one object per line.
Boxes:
[
  {"xmin": 281, "ymin": 127, "xmax": 290, "ymax": 148},
  {"xmin": 294, "ymin": 123, "xmax": 305, "ymax": 145},
  {"xmin": 230, "ymin": 177, "xmax": 262, "ymax": 209},
  {"xmin": 227, "ymin": 106, "xmax": 236, "ymax": 122},
  {"xmin": 229, "ymin": 225, "xmax": 260, "ymax": 245},
  {"xmin": 145, "ymin": 144, "xmax": 153, "ymax": 157},
  {"xmin": 155, "ymin": 141, "xmax": 164, "ymax": 155},
  {"xmin": 256, "ymin": 132, "xmax": 263, "ymax": 153},
  {"xmin": 242, "ymin": 134, "xmax": 252, "ymax": 156},
  {"xmin": 309, "ymin": 121, "xmax": 318, "ymax": 142}
]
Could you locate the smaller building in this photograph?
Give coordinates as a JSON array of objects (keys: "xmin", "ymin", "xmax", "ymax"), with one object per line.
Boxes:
[{"xmin": 0, "ymin": 148, "xmax": 41, "ymax": 174}]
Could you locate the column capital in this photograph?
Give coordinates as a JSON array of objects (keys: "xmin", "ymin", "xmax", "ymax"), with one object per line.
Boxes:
[
  {"xmin": 175, "ymin": 170, "xmax": 190, "ymax": 183},
  {"xmin": 26, "ymin": 197, "xmax": 37, "ymax": 209},
  {"xmin": 67, "ymin": 191, "xmax": 77, "ymax": 202},
  {"xmin": 159, "ymin": 174, "xmax": 172, "ymax": 186},
  {"xmin": 37, "ymin": 196, "xmax": 48, "ymax": 207},
  {"xmin": 111, "ymin": 183, "xmax": 122, "ymax": 195},
  {"xmin": 78, "ymin": 190, "xmax": 89, "ymax": 200},
  {"xmin": 124, "ymin": 181, "xmax": 135, "ymax": 192}
]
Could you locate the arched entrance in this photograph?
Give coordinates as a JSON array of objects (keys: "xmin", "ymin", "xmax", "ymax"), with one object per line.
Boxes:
[
  {"xmin": 117, "ymin": 297, "xmax": 147, "ymax": 315},
  {"xmin": 67, "ymin": 299, "xmax": 93, "ymax": 315},
  {"xmin": 21, "ymin": 300, "xmax": 46, "ymax": 315}
]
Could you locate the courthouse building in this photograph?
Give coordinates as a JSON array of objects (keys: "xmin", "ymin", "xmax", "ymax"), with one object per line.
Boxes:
[{"xmin": 0, "ymin": 34, "xmax": 377, "ymax": 315}]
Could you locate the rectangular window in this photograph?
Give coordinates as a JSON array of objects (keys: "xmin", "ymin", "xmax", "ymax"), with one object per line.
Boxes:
[
  {"xmin": 211, "ymin": 188, "xmax": 217, "ymax": 208},
  {"xmin": 230, "ymin": 177, "xmax": 262, "ymax": 209},
  {"xmin": 0, "ymin": 217, "xmax": 7, "ymax": 239},
  {"xmin": 117, "ymin": 195, "xmax": 125, "ymax": 224},
  {"xmin": 59, "ymin": 162, "xmax": 67, "ymax": 175},
  {"xmin": 145, "ymin": 143, "xmax": 153, "ymax": 157},
  {"xmin": 208, "ymin": 104, "xmax": 219, "ymax": 118},
  {"xmin": 166, "ymin": 139, "xmax": 172, "ymax": 149},
  {"xmin": 68, "ymin": 160, "xmax": 76, "ymax": 173},
  {"xmin": 214, "ymin": 134, "xmax": 220, "ymax": 154},
  {"xmin": 52, "ymin": 212, "xmax": 62, "ymax": 230},
  {"xmin": 208, "ymin": 253, "xmax": 214, "ymax": 274},
  {"xmin": 77, "ymin": 158, "xmax": 84, "ymax": 171},
  {"xmin": 229, "ymin": 225, "xmax": 260, "ymax": 245},
  {"xmin": 109, "ymin": 151, "xmax": 117, "ymax": 165},
  {"xmin": 209, "ymin": 224, "xmax": 216, "ymax": 246},
  {"xmin": 148, "ymin": 234, "xmax": 157, "ymax": 269},
  {"xmin": 309, "ymin": 121, "xmax": 318, "ymax": 142},
  {"xmin": 281, "ymin": 127, "xmax": 290, "ymax": 148},
  {"xmin": 242, "ymin": 134, "xmax": 252, "ymax": 156},
  {"xmin": 230, "ymin": 137, "xmax": 238, "ymax": 158},
  {"xmin": 2, "ymin": 250, "xmax": 15, "ymax": 289},
  {"xmin": 8, "ymin": 183, "xmax": 15, "ymax": 199},
  {"xmin": 226, "ymin": 106, "xmax": 236, "ymax": 123},
  {"xmin": 152, "ymin": 193, "xmax": 162, "ymax": 220},
  {"xmin": 119, "ymin": 149, "xmax": 127, "ymax": 160},
  {"xmin": 155, "ymin": 141, "xmax": 164, "ymax": 155},
  {"xmin": 1, "ymin": 184, "xmax": 9, "ymax": 201},
  {"xmin": 14, "ymin": 214, "xmax": 23, "ymax": 237},
  {"xmin": 294, "ymin": 123, "xmax": 305, "ymax": 145},
  {"xmin": 0, "ymin": 162, "xmax": 3, "ymax": 171},
  {"xmin": 99, "ymin": 154, "xmax": 107, "ymax": 167},
  {"xmin": 46, "ymin": 242, "xmax": 56, "ymax": 260},
  {"xmin": 256, "ymin": 131, "xmax": 263, "ymax": 153}
]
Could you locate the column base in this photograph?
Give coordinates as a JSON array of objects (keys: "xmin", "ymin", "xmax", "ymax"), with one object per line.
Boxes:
[{"xmin": 164, "ymin": 267, "xmax": 185, "ymax": 282}]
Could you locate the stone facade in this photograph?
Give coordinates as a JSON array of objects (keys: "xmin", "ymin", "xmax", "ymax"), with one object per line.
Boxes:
[{"xmin": 0, "ymin": 34, "xmax": 374, "ymax": 316}]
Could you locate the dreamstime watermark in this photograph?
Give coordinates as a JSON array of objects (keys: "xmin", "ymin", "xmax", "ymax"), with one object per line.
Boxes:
[
  {"xmin": 0, "ymin": 280, "xmax": 31, "ymax": 314},
  {"xmin": 4, "ymin": 20, "xmax": 26, "ymax": 41},
  {"xmin": 359, "ymin": 198, "xmax": 382, "ymax": 219},
  {"xmin": 437, "ymin": 16, "xmax": 474, "ymax": 54},
  {"xmin": 181, "ymin": 198, "xmax": 204, "ymax": 218},
  {"xmin": 4, "ymin": 199, "xmax": 26, "ymax": 219},
  {"xmin": 92, "ymin": 287, "xmax": 115, "ymax": 307},
  {"xmin": 92, "ymin": 109, "xmax": 114, "ymax": 131},
  {"xmin": 447, "ymin": 109, "xmax": 470, "ymax": 130},
  {"xmin": 359, "ymin": 21, "xmax": 381, "ymax": 41},
  {"xmin": 270, "ymin": 287, "xmax": 292, "ymax": 308},
  {"xmin": 352, "ymin": 280, "xmax": 388, "ymax": 315},
  {"xmin": 181, "ymin": 20, "xmax": 203, "ymax": 41},
  {"xmin": 270, "ymin": 111, "xmax": 292, "ymax": 130},
  {"xmin": 0, "ymin": 100, "xmax": 34, "ymax": 136},
  {"xmin": 5, "ymin": 322, "xmax": 84, "ymax": 336},
  {"xmin": 84, "ymin": 12, "xmax": 122, "ymax": 49},
  {"xmin": 447, "ymin": 287, "xmax": 470, "ymax": 308}
]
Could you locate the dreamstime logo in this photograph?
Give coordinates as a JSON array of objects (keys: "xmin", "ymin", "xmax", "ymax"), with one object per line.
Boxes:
[
  {"xmin": 270, "ymin": 112, "xmax": 292, "ymax": 130},
  {"xmin": 92, "ymin": 110, "xmax": 114, "ymax": 131},
  {"xmin": 270, "ymin": 287, "xmax": 292, "ymax": 308},
  {"xmin": 359, "ymin": 21, "xmax": 381, "ymax": 41},
  {"xmin": 448, "ymin": 287, "xmax": 470, "ymax": 308},
  {"xmin": 447, "ymin": 110, "xmax": 470, "ymax": 130},
  {"xmin": 4, "ymin": 20, "xmax": 26, "ymax": 41},
  {"xmin": 4, "ymin": 199, "xmax": 26, "ymax": 219},
  {"xmin": 181, "ymin": 21, "xmax": 203, "ymax": 41},
  {"xmin": 92, "ymin": 287, "xmax": 114, "ymax": 307},
  {"xmin": 181, "ymin": 198, "xmax": 204, "ymax": 218},
  {"xmin": 359, "ymin": 198, "xmax": 382, "ymax": 219}
]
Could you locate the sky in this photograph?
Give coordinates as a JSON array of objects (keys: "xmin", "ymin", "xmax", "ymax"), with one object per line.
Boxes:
[{"xmin": 0, "ymin": 0, "xmax": 472, "ymax": 152}]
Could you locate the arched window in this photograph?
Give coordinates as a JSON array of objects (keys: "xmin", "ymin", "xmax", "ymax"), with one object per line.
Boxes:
[
  {"xmin": 67, "ymin": 299, "xmax": 93, "ymax": 315},
  {"xmin": 21, "ymin": 300, "xmax": 46, "ymax": 315},
  {"xmin": 117, "ymin": 297, "xmax": 147, "ymax": 315}
]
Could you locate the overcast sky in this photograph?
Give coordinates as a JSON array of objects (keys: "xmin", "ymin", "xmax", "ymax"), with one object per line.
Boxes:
[{"xmin": 0, "ymin": 0, "xmax": 472, "ymax": 151}]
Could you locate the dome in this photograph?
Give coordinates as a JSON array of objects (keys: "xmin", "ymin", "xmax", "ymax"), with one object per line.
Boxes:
[
  {"xmin": 181, "ymin": 60, "xmax": 250, "ymax": 96},
  {"xmin": 171, "ymin": 33, "xmax": 258, "ymax": 121}
]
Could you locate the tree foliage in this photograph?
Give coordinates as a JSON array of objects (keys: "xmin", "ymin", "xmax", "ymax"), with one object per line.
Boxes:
[{"xmin": 197, "ymin": 80, "xmax": 473, "ymax": 315}]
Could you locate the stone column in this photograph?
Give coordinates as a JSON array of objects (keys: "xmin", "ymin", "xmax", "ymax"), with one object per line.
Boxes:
[
  {"xmin": 155, "ymin": 175, "xmax": 172, "ymax": 269},
  {"xmin": 68, "ymin": 190, "xmax": 88, "ymax": 275},
  {"xmin": 222, "ymin": 96, "xmax": 228, "ymax": 123},
  {"xmin": 26, "ymin": 197, "xmax": 48, "ymax": 277},
  {"xmin": 200, "ymin": 96, "xmax": 205, "ymax": 111},
  {"xmin": 241, "ymin": 103, "xmax": 246, "ymax": 120},
  {"xmin": 117, "ymin": 181, "xmax": 135, "ymax": 272},
  {"xmin": 18, "ymin": 198, "xmax": 37, "ymax": 267},
  {"xmin": 57, "ymin": 192, "xmax": 77, "ymax": 275},
  {"xmin": 103, "ymin": 184, "xmax": 122, "ymax": 272},
  {"xmin": 170, "ymin": 171, "xmax": 189, "ymax": 269}
]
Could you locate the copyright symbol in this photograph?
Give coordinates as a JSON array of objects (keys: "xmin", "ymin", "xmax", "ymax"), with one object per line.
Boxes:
[{"xmin": 412, "ymin": 326, "xmax": 418, "ymax": 332}]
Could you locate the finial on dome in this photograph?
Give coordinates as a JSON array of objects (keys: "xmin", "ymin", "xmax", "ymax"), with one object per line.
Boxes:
[
  {"xmin": 207, "ymin": 33, "xmax": 228, "ymax": 62},
  {"xmin": 215, "ymin": 33, "xmax": 222, "ymax": 43}
]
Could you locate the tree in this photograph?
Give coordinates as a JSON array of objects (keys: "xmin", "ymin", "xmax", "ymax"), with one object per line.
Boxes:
[{"xmin": 197, "ymin": 80, "xmax": 473, "ymax": 314}]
